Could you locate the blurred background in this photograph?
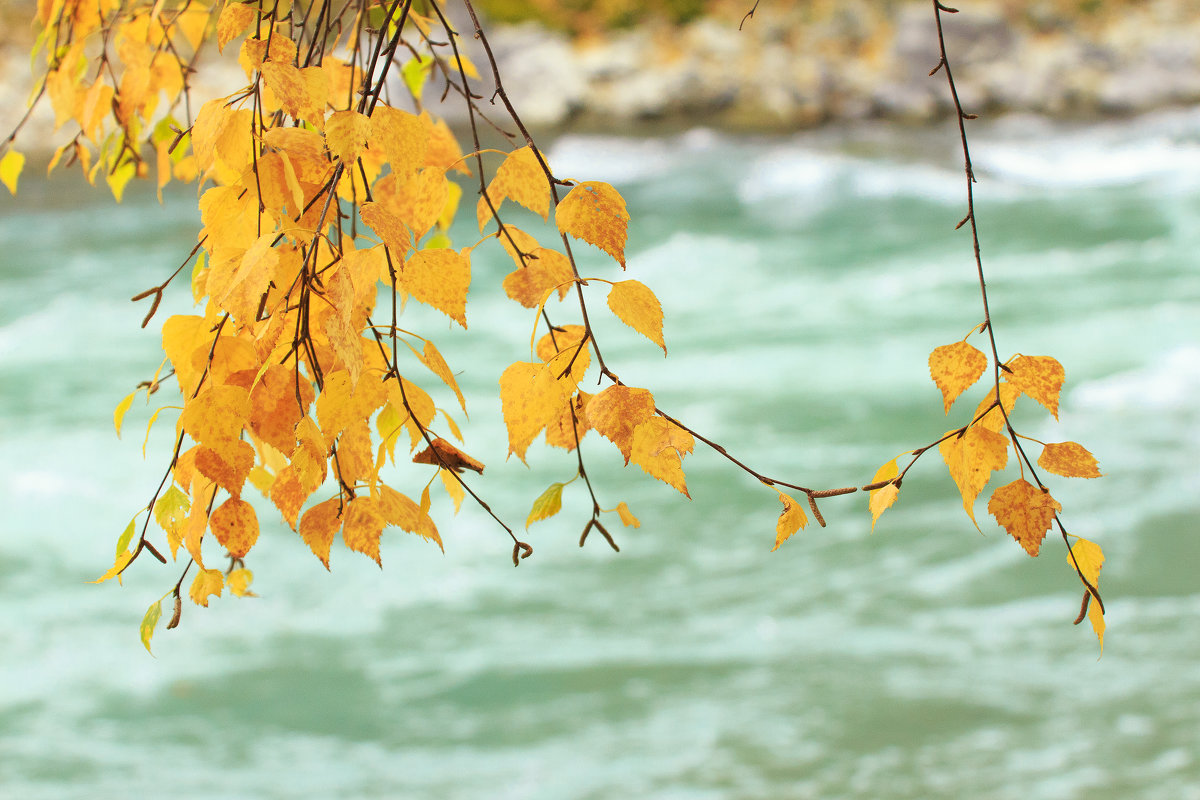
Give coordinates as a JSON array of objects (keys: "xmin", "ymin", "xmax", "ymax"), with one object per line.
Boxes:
[{"xmin": 2, "ymin": 2, "xmax": 1199, "ymax": 798}]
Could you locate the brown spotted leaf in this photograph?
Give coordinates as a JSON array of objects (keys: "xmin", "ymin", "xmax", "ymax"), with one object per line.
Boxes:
[
  {"xmin": 771, "ymin": 490, "xmax": 808, "ymax": 551},
  {"xmin": 585, "ymin": 385, "xmax": 656, "ymax": 464},
  {"xmin": 556, "ymin": 181, "xmax": 629, "ymax": 268},
  {"xmin": 1038, "ymin": 441, "xmax": 1102, "ymax": 479},
  {"xmin": 987, "ymin": 479, "xmax": 1062, "ymax": 556},
  {"xmin": 939, "ymin": 425, "xmax": 1009, "ymax": 527},
  {"xmin": 1004, "ymin": 355, "xmax": 1065, "ymax": 419},
  {"xmin": 208, "ymin": 496, "xmax": 259, "ymax": 559},
  {"xmin": 929, "ymin": 341, "xmax": 988, "ymax": 413}
]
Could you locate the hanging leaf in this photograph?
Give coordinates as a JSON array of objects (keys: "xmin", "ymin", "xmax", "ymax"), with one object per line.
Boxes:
[
  {"xmin": 771, "ymin": 490, "xmax": 808, "ymax": 551},
  {"xmin": 939, "ymin": 425, "xmax": 1009, "ymax": 527},
  {"xmin": 585, "ymin": 385, "xmax": 656, "ymax": 464},
  {"xmin": 139, "ymin": 598, "xmax": 162, "ymax": 655},
  {"xmin": 987, "ymin": 479, "xmax": 1062, "ymax": 556},
  {"xmin": 298, "ymin": 496, "xmax": 343, "ymax": 570},
  {"xmin": 868, "ymin": 459, "xmax": 900, "ymax": 532},
  {"xmin": 1, "ymin": 149, "xmax": 26, "ymax": 195},
  {"xmin": 556, "ymin": 181, "xmax": 630, "ymax": 268},
  {"xmin": 526, "ymin": 482, "xmax": 565, "ymax": 528},
  {"xmin": 208, "ymin": 496, "xmax": 259, "ymax": 559},
  {"xmin": 607, "ymin": 280, "xmax": 665, "ymax": 353},
  {"xmin": 413, "ymin": 437, "xmax": 485, "ymax": 474},
  {"xmin": 615, "ymin": 502, "xmax": 640, "ymax": 528},
  {"xmin": 189, "ymin": 569, "xmax": 224, "ymax": 607},
  {"xmin": 1038, "ymin": 441, "xmax": 1102, "ymax": 478},
  {"xmin": 1004, "ymin": 355, "xmax": 1065, "ymax": 419},
  {"xmin": 929, "ymin": 341, "xmax": 987, "ymax": 413}
]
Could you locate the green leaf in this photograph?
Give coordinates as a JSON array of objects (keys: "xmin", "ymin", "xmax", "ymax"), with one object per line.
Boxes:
[
  {"xmin": 114, "ymin": 390, "xmax": 136, "ymax": 437},
  {"xmin": 154, "ymin": 485, "xmax": 191, "ymax": 539},
  {"xmin": 525, "ymin": 482, "xmax": 565, "ymax": 528},
  {"xmin": 140, "ymin": 598, "xmax": 163, "ymax": 655},
  {"xmin": 401, "ymin": 54, "xmax": 433, "ymax": 103},
  {"xmin": 115, "ymin": 516, "xmax": 137, "ymax": 557}
]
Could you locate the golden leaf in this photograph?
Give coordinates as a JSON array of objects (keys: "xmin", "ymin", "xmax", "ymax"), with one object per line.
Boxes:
[
  {"xmin": 987, "ymin": 479, "xmax": 1062, "ymax": 557},
  {"xmin": 585, "ymin": 385, "xmax": 656, "ymax": 464},
  {"xmin": 248, "ymin": 364, "xmax": 314, "ymax": 453},
  {"xmin": 607, "ymin": 279, "xmax": 665, "ymax": 353},
  {"xmin": 370, "ymin": 106, "xmax": 426, "ymax": 179},
  {"xmin": 378, "ymin": 485, "xmax": 442, "ymax": 550},
  {"xmin": 343, "ymin": 494, "xmax": 386, "ymax": 565},
  {"xmin": 929, "ymin": 341, "xmax": 987, "ymax": 413},
  {"xmin": 179, "ymin": 385, "xmax": 251, "ymax": 447},
  {"xmin": 0, "ymin": 150, "xmax": 25, "ymax": 195},
  {"xmin": 402, "ymin": 248, "xmax": 470, "ymax": 328},
  {"xmin": 298, "ymin": 496, "xmax": 343, "ymax": 569},
  {"xmin": 441, "ymin": 469, "xmax": 465, "ymax": 513},
  {"xmin": 228, "ymin": 568, "xmax": 257, "ymax": 597},
  {"xmin": 188, "ymin": 568, "xmax": 225, "ymax": 607},
  {"xmin": 324, "ymin": 109, "xmax": 371, "ymax": 164},
  {"xmin": 216, "ymin": 2, "xmax": 256, "ymax": 53},
  {"xmin": 315, "ymin": 370, "xmax": 386, "ymax": 449},
  {"xmin": 772, "ymin": 490, "xmax": 808, "ymax": 551},
  {"xmin": 616, "ymin": 502, "xmax": 641, "ymax": 528},
  {"xmin": 544, "ymin": 391, "xmax": 592, "ymax": 451},
  {"xmin": 114, "ymin": 390, "xmax": 136, "ymax": 438},
  {"xmin": 499, "ymin": 361, "xmax": 569, "ymax": 461},
  {"xmin": 972, "ymin": 382, "xmax": 1020, "ymax": 433},
  {"xmin": 479, "ymin": 145, "xmax": 549, "ymax": 228},
  {"xmin": 502, "ymin": 247, "xmax": 575, "ymax": 308},
  {"xmin": 413, "ymin": 437, "xmax": 484, "ymax": 474},
  {"xmin": 336, "ymin": 420, "xmax": 376, "ymax": 487},
  {"xmin": 209, "ymin": 496, "xmax": 260, "ymax": 559},
  {"xmin": 1004, "ymin": 355, "xmax": 1065, "ymax": 419},
  {"xmin": 92, "ymin": 550, "xmax": 134, "ymax": 584},
  {"xmin": 418, "ymin": 339, "xmax": 466, "ymax": 413},
  {"xmin": 556, "ymin": 181, "xmax": 630, "ymax": 268},
  {"xmin": 1066, "ymin": 537, "xmax": 1104, "ymax": 589},
  {"xmin": 868, "ymin": 458, "xmax": 900, "ymax": 533},
  {"xmin": 360, "ymin": 203, "xmax": 412, "ymax": 259},
  {"xmin": 939, "ymin": 425, "xmax": 1009, "ymax": 527},
  {"xmin": 629, "ymin": 416, "xmax": 694, "ymax": 497},
  {"xmin": 526, "ymin": 482, "xmax": 565, "ymax": 528},
  {"xmin": 1038, "ymin": 441, "xmax": 1102, "ymax": 479}
]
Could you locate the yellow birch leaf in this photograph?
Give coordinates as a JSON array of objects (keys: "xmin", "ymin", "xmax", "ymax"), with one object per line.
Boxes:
[
  {"xmin": 1038, "ymin": 441, "xmax": 1102, "ymax": 479},
  {"xmin": 0, "ymin": 150, "xmax": 25, "ymax": 195},
  {"xmin": 371, "ymin": 106, "xmax": 426, "ymax": 179},
  {"xmin": 180, "ymin": 385, "xmax": 251, "ymax": 447},
  {"xmin": 585, "ymin": 385, "xmax": 656, "ymax": 464},
  {"xmin": 401, "ymin": 248, "xmax": 470, "ymax": 328},
  {"xmin": 556, "ymin": 181, "xmax": 630, "ymax": 268},
  {"xmin": 499, "ymin": 360, "xmax": 567, "ymax": 461},
  {"xmin": 939, "ymin": 425, "xmax": 1009, "ymax": 527},
  {"xmin": 441, "ymin": 469, "xmax": 465, "ymax": 513},
  {"xmin": 607, "ymin": 279, "xmax": 665, "ymax": 353},
  {"xmin": 772, "ymin": 490, "xmax": 808, "ymax": 551},
  {"xmin": 92, "ymin": 550, "xmax": 134, "ymax": 584},
  {"xmin": 298, "ymin": 496, "xmax": 343, "ymax": 569},
  {"xmin": 987, "ymin": 479, "xmax": 1062, "ymax": 557},
  {"xmin": 336, "ymin": 420, "xmax": 376, "ymax": 486},
  {"xmin": 315, "ymin": 370, "xmax": 386, "ymax": 448},
  {"xmin": 261, "ymin": 61, "xmax": 328, "ymax": 127},
  {"xmin": 139, "ymin": 598, "xmax": 162, "ymax": 654},
  {"xmin": 184, "ymin": 481, "xmax": 217, "ymax": 566},
  {"xmin": 502, "ymin": 247, "xmax": 575, "ymax": 308},
  {"xmin": 188, "ymin": 568, "xmax": 225, "ymax": 607},
  {"xmin": 228, "ymin": 568, "xmax": 256, "ymax": 597},
  {"xmin": 249, "ymin": 365, "xmax": 314, "ymax": 453},
  {"xmin": 417, "ymin": 339, "xmax": 466, "ymax": 413},
  {"xmin": 343, "ymin": 494, "xmax": 386, "ymax": 565},
  {"xmin": 194, "ymin": 440, "xmax": 256, "ymax": 499},
  {"xmin": 629, "ymin": 416, "xmax": 694, "ymax": 497},
  {"xmin": 378, "ymin": 485, "xmax": 442, "ymax": 550},
  {"xmin": 868, "ymin": 458, "xmax": 900, "ymax": 532},
  {"xmin": 616, "ymin": 502, "xmax": 641, "ymax": 528},
  {"xmin": 1088, "ymin": 598, "xmax": 1105, "ymax": 654},
  {"xmin": 929, "ymin": 341, "xmax": 988, "ymax": 413},
  {"xmin": 526, "ymin": 482, "xmax": 565, "ymax": 528},
  {"xmin": 114, "ymin": 390, "xmax": 136, "ymax": 437},
  {"xmin": 1066, "ymin": 537, "xmax": 1104, "ymax": 589},
  {"xmin": 378, "ymin": 167, "xmax": 447, "ymax": 241},
  {"xmin": 361, "ymin": 202, "xmax": 412, "ymax": 259},
  {"xmin": 544, "ymin": 391, "xmax": 592, "ymax": 451},
  {"xmin": 973, "ymin": 382, "xmax": 1020, "ymax": 433},
  {"xmin": 217, "ymin": 1, "xmax": 257, "ymax": 53},
  {"xmin": 480, "ymin": 146, "xmax": 549, "ymax": 227},
  {"xmin": 1004, "ymin": 355, "xmax": 1065, "ymax": 419},
  {"xmin": 324, "ymin": 109, "xmax": 371, "ymax": 164},
  {"xmin": 209, "ymin": 496, "xmax": 260, "ymax": 559}
]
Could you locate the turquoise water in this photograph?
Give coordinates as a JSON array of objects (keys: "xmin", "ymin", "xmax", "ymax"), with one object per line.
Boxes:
[{"xmin": 1, "ymin": 112, "xmax": 1198, "ymax": 798}]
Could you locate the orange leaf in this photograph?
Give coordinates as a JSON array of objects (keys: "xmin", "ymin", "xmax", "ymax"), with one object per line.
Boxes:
[
  {"xmin": 929, "ymin": 341, "xmax": 987, "ymax": 413},
  {"xmin": 987, "ymin": 479, "xmax": 1062, "ymax": 556},
  {"xmin": 607, "ymin": 280, "xmax": 665, "ymax": 353},
  {"xmin": 502, "ymin": 247, "xmax": 575, "ymax": 308},
  {"xmin": 629, "ymin": 416, "xmax": 694, "ymax": 497},
  {"xmin": 402, "ymin": 248, "xmax": 470, "ymax": 328},
  {"xmin": 342, "ymin": 495, "xmax": 386, "ymax": 565},
  {"xmin": 771, "ymin": 490, "xmax": 808, "ymax": 551},
  {"xmin": 194, "ymin": 439, "xmax": 256, "ymax": 498},
  {"xmin": 248, "ymin": 364, "xmax": 314, "ymax": 453},
  {"xmin": 360, "ymin": 203, "xmax": 412, "ymax": 259},
  {"xmin": 868, "ymin": 459, "xmax": 899, "ymax": 532},
  {"xmin": 556, "ymin": 181, "xmax": 630, "ymax": 268},
  {"xmin": 939, "ymin": 425, "xmax": 1009, "ymax": 527},
  {"xmin": 1038, "ymin": 441, "xmax": 1102, "ymax": 479},
  {"xmin": 1004, "ymin": 355, "xmax": 1065, "ymax": 419},
  {"xmin": 413, "ymin": 437, "xmax": 484, "ymax": 474},
  {"xmin": 209, "ymin": 496, "xmax": 260, "ymax": 559},
  {"xmin": 585, "ymin": 385, "xmax": 656, "ymax": 464},
  {"xmin": 298, "ymin": 496, "xmax": 343, "ymax": 569},
  {"xmin": 188, "ymin": 568, "xmax": 224, "ymax": 607}
]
